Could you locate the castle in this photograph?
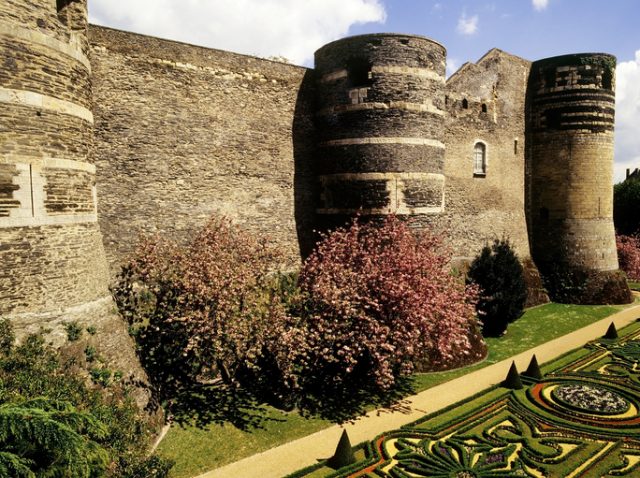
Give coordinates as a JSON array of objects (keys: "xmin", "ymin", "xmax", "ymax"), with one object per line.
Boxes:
[{"xmin": 0, "ymin": 0, "xmax": 621, "ymax": 358}]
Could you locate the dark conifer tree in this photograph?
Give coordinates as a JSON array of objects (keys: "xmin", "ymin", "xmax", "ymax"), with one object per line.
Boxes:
[{"xmin": 467, "ymin": 239, "xmax": 527, "ymax": 337}]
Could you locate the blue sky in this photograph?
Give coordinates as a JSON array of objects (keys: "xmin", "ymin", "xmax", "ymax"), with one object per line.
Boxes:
[
  {"xmin": 90, "ymin": 0, "xmax": 639, "ymax": 182},
  {"xmin": 348, "ymin": 1, "xmax": 639, "ymax": 77}
]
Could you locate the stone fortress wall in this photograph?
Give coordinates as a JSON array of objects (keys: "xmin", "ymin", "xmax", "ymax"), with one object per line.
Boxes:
[
  {"xmin": 0, "ymin": 0, "xmax": 109, "ymax": 317},
  {"xmin": 313, "ymin": 34, "xmax": 447, "ymax": 230},
  {"xmin": 90, "ymin": 29, "xmax": 619, "ymax": 276},
  {"xmin": 87, "ymin": 28, "xmax": 551, "ymax": 270},
  {"xmin": 89, "ymin": 26, "xmax": 316, "ymax": 269},
  {"xmin": 1, "ymin": 0, "xmax": 621, "ymax": 347},
  {"xmin": 441, "ymin": 48, "xmax": 532, "ymax": 262}
]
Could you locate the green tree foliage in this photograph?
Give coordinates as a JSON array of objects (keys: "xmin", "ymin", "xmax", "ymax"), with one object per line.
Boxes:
[
  {"xmin": 0, "ymin": 320, "xmax": 172, "ymax": 478},
  {"xmin": 467, "ymin": 239, "xmax": 527, "ymax": 337},
  {"xmin": 614, "ymin": 177, "xmax": 640, "ymax": 235},
  {"xmin": 0, "ymin": 398, "xmax": 109, "ymax": 477}
]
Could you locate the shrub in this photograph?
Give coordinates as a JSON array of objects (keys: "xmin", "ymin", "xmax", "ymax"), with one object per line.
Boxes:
[
  {"xmin": 467, "ymin": 239, "xmax": 527, "ymax": 337},
  {"xmin": 84, "ymin": 344, "xmax": 98, "ymax": 362},
  {"xmin": 0, "ymin": 319, "xmax": 172, "ymax": 477},
  {"xmin": 617, "ymin": 234, "xmax": 640, "ymax": 281},
  {"xmin": 614, "ymin": 178, "xmax": 640, "ymax": 235},
  {"xmin": 0, "ymin": 398, "xmax": 110, "ymax": 477},
  {"xmin": 542, "ymin": 264, "xmax": 632, "ymax": 305},
  {"xmin": 119, "ymin": 455, "xmax": 174, "ymax": 478},
  {"xmin": 113, "ymin": 216, "xmax": 287, "ymax": 395},
  {"xmin": 64, "ymin": 320, "xmax": 83, "ymax": 341},
  {"xmin": 290, "ymin": 216, "xmax": 485, "ymax": 394},
  {"xmin": 90, "ymin": 367, "xmax": 113, "ymax": 387}
]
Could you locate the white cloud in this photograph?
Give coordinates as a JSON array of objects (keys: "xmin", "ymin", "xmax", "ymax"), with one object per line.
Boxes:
[
  {"xmin": 456, "ymin": 11, "xmax": 479, "ymax": 35},
  {"xmin": 614, "ymin": 50, "xmax": 640, "ymax": 183},
  {"xmin": 446, "ymin": 58, "xmax": 460, "ymax": 77},
  {"xmin": 88, "ymin": 0, "xmax": 386, "ymax": 66},
  {"xmin": 532, "ymin": 0, "xmax": 549, "ymax": 11}
]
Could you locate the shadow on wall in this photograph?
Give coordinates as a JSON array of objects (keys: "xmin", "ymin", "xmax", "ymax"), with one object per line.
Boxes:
[{"xmin": 293, "ymin": 69, "xmax": 320, "ymax": 259}]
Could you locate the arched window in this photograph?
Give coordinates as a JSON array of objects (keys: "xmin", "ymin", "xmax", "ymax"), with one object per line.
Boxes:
[
  {"xmin": 462, "ymin": 98, "xmax": 469, "ymax": 109},
  {"xmin": 481, "ymin": 103, "xmax": 487, "ymax": 113},
  {"xmin": 473, "ymin": 142, "xmax": 486, "ymax": 176}
]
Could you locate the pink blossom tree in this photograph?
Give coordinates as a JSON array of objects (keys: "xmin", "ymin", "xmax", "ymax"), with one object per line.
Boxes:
[
  {"xmin": 291, "ymin": 216, "xmax": 485, "ymax": 394},
  {"xmin": 113, "ymin": 216, "xmax": 287, "ymax": 393},
  {"xmin": 617, "ymin": 234, "xmax": 640, "ymax": 281}
]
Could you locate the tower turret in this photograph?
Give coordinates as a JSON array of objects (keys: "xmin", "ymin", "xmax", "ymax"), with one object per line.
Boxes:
[
  {"xmin": 527, "ymin": 53, "xmax": 618, "ymax": 272},
  {"xmin": 0, "ymin": 0, "xmax": 149, "ymax": 405},
  {"xmin": 313, "ymin": 34, "xmax": 446, "ymax": 228}
]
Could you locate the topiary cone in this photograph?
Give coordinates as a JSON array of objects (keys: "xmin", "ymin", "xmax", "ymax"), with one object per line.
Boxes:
[
  {"xmin": 503, "ymin": 361, "xmax": 523, "ymax": 390},
  {"xmin": 604, "ymin": 322, "xmax": 618, "ymax": 339},
  {"xmin": 523, "ymin": 355, "xmax": 542, "ymax": 380},
  {"xmin": 326, "ymin": 429, "xmax": 356, "ymax": 469}
]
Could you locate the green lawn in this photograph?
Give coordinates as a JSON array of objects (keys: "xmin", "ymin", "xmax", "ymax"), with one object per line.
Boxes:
[
  {"xmin": 411, "ymin": 301, "xmax": 634, "ymax": 391},
  {"xmin": 157, "ymin": 299, "xmax": 639, "ymax": 477},
  {"xmin": 629, "ymin": 281, "xmax": 640, "ymax": 291},
  {"xmin": 156, "ymin": 408, "xmax": 330, "ymax": 478}
]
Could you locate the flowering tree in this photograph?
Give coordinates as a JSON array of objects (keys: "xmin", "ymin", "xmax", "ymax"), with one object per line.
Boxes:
[
  {"xmin": 292, "ymin": 216, "xmax": 485, "ymax": 393},
  {"xmin": 113, "ymin": 216, "xmax": 287, "ymax": 393},
  {"xmin": 617, "ymin": 234, "xmax": 640, "ymax": 281}
]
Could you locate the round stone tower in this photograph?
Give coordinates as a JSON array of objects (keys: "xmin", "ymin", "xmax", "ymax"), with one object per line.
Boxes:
[
  {"xmin": 0, "ymin": 0, "xmax": 150, "ymax": 405},
  {"xmin": 527, "ymin": 53, "xmax": 618, "ymax": 273},
  {"xmin": 314, "ymin": 34, "xmax": 446, "ymax": 228}
]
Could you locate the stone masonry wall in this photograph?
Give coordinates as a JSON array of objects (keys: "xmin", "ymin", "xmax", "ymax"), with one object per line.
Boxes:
[
  {"xmin": 440, "ymin": 49, "xmax": 532, "ymax": 262},
  {"xmin": 0, "ymin": 0, "xmax": 109, "ymax": 315},
  {"xmin": 89, "ymin": 26, "xmax": 316, "ymax": 272},
  {"xmin": 0, "ymin": 223, "xmax": 110, "ymax": 314}
]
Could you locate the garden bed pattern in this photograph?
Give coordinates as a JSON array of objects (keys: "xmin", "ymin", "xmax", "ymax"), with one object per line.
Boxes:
[{"xmin": 293, "ymin": 323, "xmax": 640, "ymax": 477}]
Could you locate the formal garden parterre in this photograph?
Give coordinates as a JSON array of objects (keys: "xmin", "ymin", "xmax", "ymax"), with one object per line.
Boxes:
[{"xmin": 290, "ymin": 321, "xmax": 640, "ymax": 478}]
